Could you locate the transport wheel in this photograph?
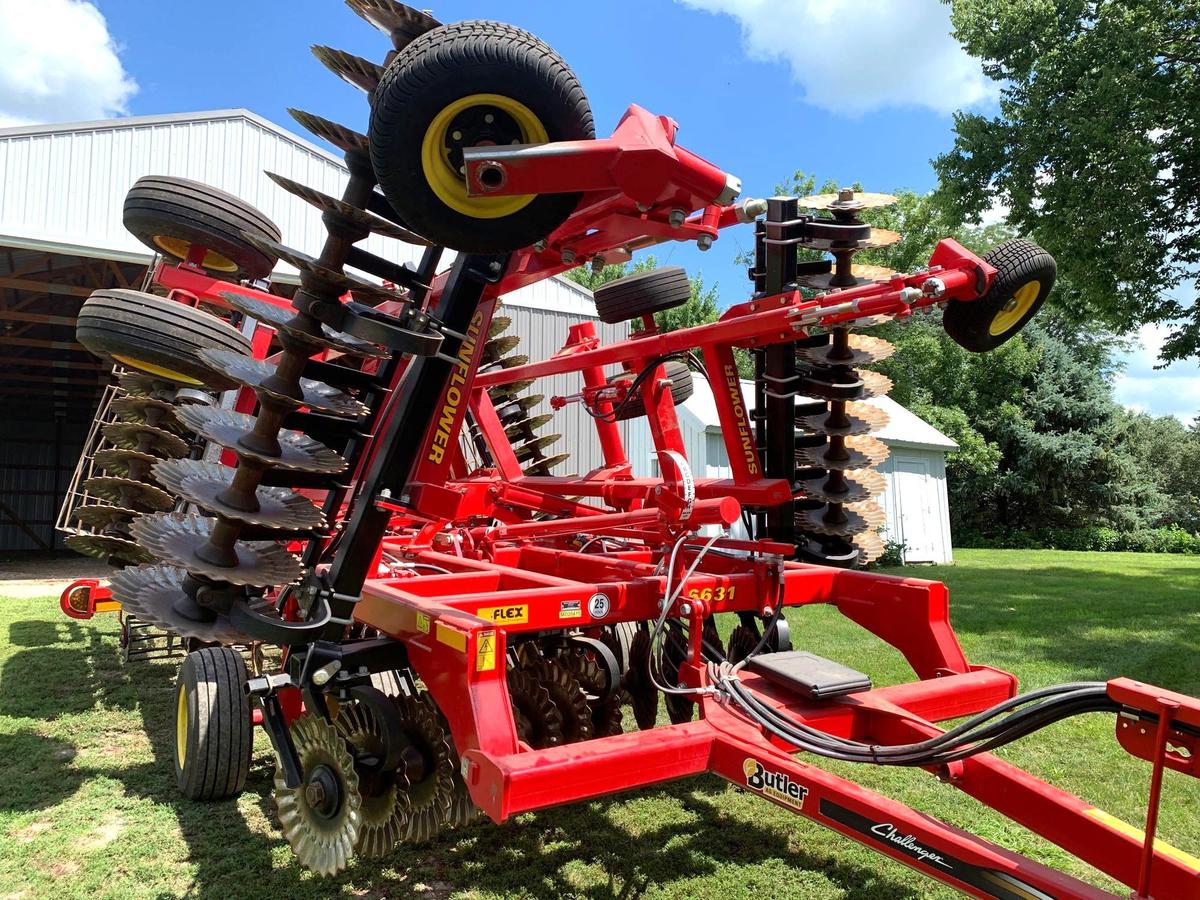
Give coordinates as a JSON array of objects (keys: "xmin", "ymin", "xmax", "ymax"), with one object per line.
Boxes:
[
  {"xmin": 369, "ymin": 19, "xmax": 594, "ymax": 253},
  {"xmin": 943, "ymin": 239, "xmax": 1056, "ymax": 352},
  {"xmin": 593, "ymin": 267, "xmax": 692, "ymax": 325},
  {"xmin": 123, "ymin": 176, "xmax": 281, "ymax": 279},
  {"xmin": 77, "ymin": 289, "xmax": 251, "ymax": 387},
  {"xmin": 607, "ymin": 360, "xmax": 694, "ymax": 422},
  {"xmin": 174, "ymin": 647, "xmax": 253, "ymax": 800}
]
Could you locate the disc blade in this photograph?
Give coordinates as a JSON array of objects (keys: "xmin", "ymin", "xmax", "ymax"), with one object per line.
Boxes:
[
  {"xmin": 797, "ymin": 191, "xmax": 898, "ymax": 211},
  {"xmin": 174, "ymin": 406, "xmax": 347, "ymax": 474},
  {"xmin": 129, "ymin": 511, "xmax": 303, "ymax": 588},
  {"xmin": 264, "ymin": 172, "xmax": 431, "ymax": 246},
  {"xmin": 311, "ymin": 45, "xmax": 384, "ymax": 93},
  {"xmin": 288, "ymin": 108, "xmax": 368, "ymax": 154},
  {"xmin": 345, "ymin": 0, "xmax": 441, "ymax": 50},
  {"xmin": 197, "ymin": 349, "xmax": 369, "ymax": 418},
  {"xmin": 864, "ymin": 228, "xmax": 902, "ymax": 249},
  {"xmin": 219, "ymin": 288, "xmax": 387, "ymax": 358},
  {"xmin": 153, "ymin": 459, "xmax": 326, "ymax": 531}
]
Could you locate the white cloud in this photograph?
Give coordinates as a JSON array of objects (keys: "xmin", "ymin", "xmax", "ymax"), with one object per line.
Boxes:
[
  {"xmin": 1113, "ymin": 323, "xmax": 1200, "ymax": 423},
  {"xmin": 0, "ymin": 0, "xmax": 136, "ymax": 127},
  {"xmin": 678, "ymin": 0, "xmax": 995, "ymax": 115}
]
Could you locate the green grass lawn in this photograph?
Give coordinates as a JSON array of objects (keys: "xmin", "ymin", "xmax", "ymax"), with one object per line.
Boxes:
[{"xmin": 1, "ymin": 549, "xmax": 1197, "ymax": 898}]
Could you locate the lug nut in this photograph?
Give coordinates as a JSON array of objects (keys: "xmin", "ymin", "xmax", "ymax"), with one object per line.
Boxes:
[{"xmin": 697, "ymin": 234, "xmax": 713, "ymax": 252}]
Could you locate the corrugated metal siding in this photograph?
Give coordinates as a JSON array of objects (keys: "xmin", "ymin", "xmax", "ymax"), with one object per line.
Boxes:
[
  {"xmin": 0, "ymin": 421, "xmax": 85, "ymax": 551},
  {"xmin": 0, "ymin": 112, "xmax": 425, "ymax": 275},
  {"xmin": 496, "ymin": 297, "xmax": 629, "ymax": 475}
]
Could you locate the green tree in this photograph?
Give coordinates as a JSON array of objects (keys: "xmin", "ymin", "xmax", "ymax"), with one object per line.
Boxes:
[{"xmin": 936, "ymin": 0, "xmax": 1200, "ymax": 362}]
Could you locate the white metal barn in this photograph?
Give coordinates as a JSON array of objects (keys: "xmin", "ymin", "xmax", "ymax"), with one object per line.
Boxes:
[
  {"xmin": 625, "ymin": 377, "xmax": 959, "ymax": 564},
  {"xmin": 0, "ymin": 108, "xmax": 624, "ymax": 551}
]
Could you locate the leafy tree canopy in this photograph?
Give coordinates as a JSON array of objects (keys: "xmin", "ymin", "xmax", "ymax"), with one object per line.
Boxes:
[{"xmin": 936, "ymin": 0, "xmax": 1200, "ymax": 361}]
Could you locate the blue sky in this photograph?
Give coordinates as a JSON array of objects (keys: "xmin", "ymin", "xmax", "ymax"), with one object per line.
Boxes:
[{"xmin": 1, "ymin": 0, "xmax": 1195, "ymax": 420}]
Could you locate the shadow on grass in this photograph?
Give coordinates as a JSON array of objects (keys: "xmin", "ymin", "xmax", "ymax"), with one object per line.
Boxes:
[
  {"xmin": 940, "ymin": 565, "xmax": 1200, "ymax": 692},
  {"xmin": 0, "ymin": 618, "xmax": 922, "ymax": 899}
]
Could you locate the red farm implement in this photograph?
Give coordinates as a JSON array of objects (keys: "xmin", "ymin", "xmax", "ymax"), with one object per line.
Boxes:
[{"xmin": 56, "ymin": 2, "xmax": 1199, "ymax": 896}]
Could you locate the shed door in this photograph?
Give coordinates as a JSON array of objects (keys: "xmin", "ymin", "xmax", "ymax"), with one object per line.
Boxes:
[{"xmin": 894, "ymin": 455, "xmax": 937, "ymax": 563}]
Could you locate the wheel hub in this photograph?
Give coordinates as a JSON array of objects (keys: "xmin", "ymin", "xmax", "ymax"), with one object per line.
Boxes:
[{"xmin": 305, "ymin": 764, "xmax": 342, "ymax": 818}]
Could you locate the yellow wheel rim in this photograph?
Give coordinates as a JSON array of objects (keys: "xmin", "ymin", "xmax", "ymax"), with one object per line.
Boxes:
[
  {"xmin": 153, "ymin": 236, "xmax": 239, "ymax": 273},
  {"xmin": 989, "ymin": 279, "xmax": 1041, "ymax": 336},
  {"xmin": 176, "ymin": 683, "xmax": 188, "ymax": 769},
  {"xmin": 111, "ymin": 354, "xmax": 204, "ymax": 386},
  {"xmin": 420, "ymin": 93, "xmax": 547, "ymax": 219}
]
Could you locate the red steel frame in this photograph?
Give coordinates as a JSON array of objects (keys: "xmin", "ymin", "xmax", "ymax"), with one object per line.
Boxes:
[{"xmin": 66, "ymin": 104, "xmax": 1200, "ymax": 897}]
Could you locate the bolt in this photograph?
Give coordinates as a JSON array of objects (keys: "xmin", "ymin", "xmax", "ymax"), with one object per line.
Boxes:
[
  {"xmin": 762, "ymin": 605, "xmax": 773, "ymax": 618},
  {"xmin": 533, "ymin": 240, "xmax": 547, "ymax": 253},
  {"xmin": 591, "ymin": 254, "xmax": 606, "ymax": 272},
  {"xmin": 561, "ymin": 249, "xmax": 577, "ymax": 264},
  {"xmin": 697, "ymin": 234, "xmax": 713, "ymax": 252},
  {"xmin": 451, "ymin": 130, "xmax": 463, "ymax": 141},
  {"xmin": 838, "ymin": 187, "xmax": 855, "ymax": 202},
  {"xmin": 668, "ymin": 208, "xmax": 687, "ymax": 228},
  {"xmin": 484, "ymin": 113, "xmax": 495, "ymax": 124},
  {"xmin": 680, "ymin": 602, "xmax": 692, "ymax": 615},
  {"xmin": 380, "ymin": 488, "xmax": 392, "ymax": 499},
  {"xmin": 305, "ymin": 781, "xmax": 326, "ymax": 807}
]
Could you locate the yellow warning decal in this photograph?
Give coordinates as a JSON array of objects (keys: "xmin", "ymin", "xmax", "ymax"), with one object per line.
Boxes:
[
  {"xmin": 477, "ymin": 604, "xmax": 529, "ymax": 625},
  {"xmin": 436, "ymin": 622, "xmax": 467, "ymax": 652},
  {"xmin": 1085, "ymin": 808, "xmax": 1200, "ymax": 871},
  {"xmin": 476, "ymin": 630, "xmax": 497, "ymax": 672},
  {"xmin": 415, "ymin": 612, "xmax": 431, "ymax": 634}
]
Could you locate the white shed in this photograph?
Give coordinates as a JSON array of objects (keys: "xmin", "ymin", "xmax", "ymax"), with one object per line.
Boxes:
[{"xmin": 625, "ymin": 376, "xmax": 958, "ymax": 564}]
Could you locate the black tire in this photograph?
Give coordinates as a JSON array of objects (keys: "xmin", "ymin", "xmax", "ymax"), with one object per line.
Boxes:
[
  {"xmin": 174, "ymin": 647, "xmax": 253, "ymax": 801},
  {"xmin": 369, "ymin": 20, "xmax": 594, "ymax": 253},
  {"xmin": 123, "ymin": 175, "xmax": 281, "ymax": 279},
  {"xmin": 77, "ymin": 289, "xmax": 251, "ymax": 388},
  {"xmin": 608, "ymin": 360, "xmax": 694, "ymax": 422},
  {"xmin": 943, "ymin": 239, "xmax": 1056, "ymax": 352},
  {"xmin": 594, "ymin": 267, "xmax": 692, "ymax": 325}
]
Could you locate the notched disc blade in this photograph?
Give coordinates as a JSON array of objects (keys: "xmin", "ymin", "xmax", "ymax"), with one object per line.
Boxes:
[
  {"xmin": 853, "ymin": 530, "xmax": 886, "ymax": 565},
  {"xmin": 799, "ymin": 468, "xmax": 887, "ymax": 504},
  {"xmin": 102, "ymin": 422, "xmax": 189, "ymax": 458},
  {"xmin": 65, "ymin": 533, "xmax": 154, "ymax": 565},
  {"xmin": 265, "ymin": 172, "xmax": 431, "ymax": 246},
  {"xmin": 129, "ymin": 511, "xmax": 303, "ymax": 587},
  {"xmin": 864, "ymin": 228, "xmax": 902, "ymax": 249},
  {"xmin": 797, "ymin": 401, "xmax": 890, "ymax": 437},
  {"xmin": 522, "ymin": 452, "xmax": 570, "ymax": 475},
  {"xmin": 153, "ymin": 459, "xmax": 327, "ymax": 530},
  {"xmin": 109, "ymin": 563, "xmax": 256, "ymax": 644},
  {"xmin": 482, "ymin": 335, "xmax": 521, "ymax": 363},
  {"xmin": 109, "ymin": 396, "xmax": 183, "ymax": 432},
  {"xmin": 797, "ymin": 191, "xmax": 898, "ymax": 211},
  {"xmin": 488, "ymin": 316, "xmax": 512, "ymax": 339},
  {"xmin": 857, "ymin": 370, "xmax": 894, "ymax": 399},
  {"xmin": 92, "ymin": 448, "xmax": 158, "ymax": 478},
  {"xmin": 82, "ymin": 476, "xmax": 175, "ymax": 512},
  {"xmin": 504, "ymin": 414, "xmax": 553, "ymax": 437},
  {"xmin": 346, "ymin": 0, "xmax": 441, "ymax": 50},
  {"xmin": 796, "ymin": 435, "xmax": 890, "ymax": 471},
  {"xmin": 311, "ymin": 45, "xmax": 384, "ymax": 93},
  {"xmin": 198, "ymin": 349, "xmax": 369, "ymax": 418},
  {"xmin": 175, "ymin": 406, "xmax": 347, "ymax": 473},
  {"xmin": 238, "ymin": 232, "xmax": 401, "ymax": 304},
  {"xmin": 118, "ymin": 372, "xmax": 184, "ymax": 401},
  {"xmin": 797, "ymin": 333, "xmax": 896, "ymax": 367},
  {"xmin": 514, "ymin": 433, "xmax": 561, "ymax": 460},
  {"xmin": 219, "ymin": 288, "xmax": 387, "ymax": 358},
  {"xmin": 73, "ymin": 504, "xmax": 139, "ymax": 530},
  {"xmin": 288, "ymin": 108, "xmax": 368, "ymax": 155},
  {"xmin": 796, "ymin": 500, "xmax": 887, "ymax": 537}
]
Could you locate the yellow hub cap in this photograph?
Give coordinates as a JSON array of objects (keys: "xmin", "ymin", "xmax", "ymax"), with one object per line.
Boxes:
[
  {"xmin": 420, "ymin": 93, "xmax": 547, "ymax": 219},
  {"xmin": 989, "ymin": 279, "xmax": 1041, "ymax": 336},
  {"xmin": 111, "ymin": 354, "xmax": 204, "ymax": 386},
  {"xmin": 153, "ymin": 235, "xmax": 239, "ymax": 273},
  {"xmin": 176, "ymin": 684, "xmax": 188, "ymax": 769}
]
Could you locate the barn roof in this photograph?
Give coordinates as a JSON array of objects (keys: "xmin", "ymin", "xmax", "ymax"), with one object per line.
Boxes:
[
  {"xmin": 682, "ymin": 376, "xmax": 959, "ymax": 453},
  {"xmin": 0, "ymin": 108, "xmax": 598, "ymax": 315}
]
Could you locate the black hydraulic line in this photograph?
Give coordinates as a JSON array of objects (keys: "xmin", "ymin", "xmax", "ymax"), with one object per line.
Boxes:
[{"xmin": 720, "ymin": 676, "xmax": 1119, "ymax": 765}]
